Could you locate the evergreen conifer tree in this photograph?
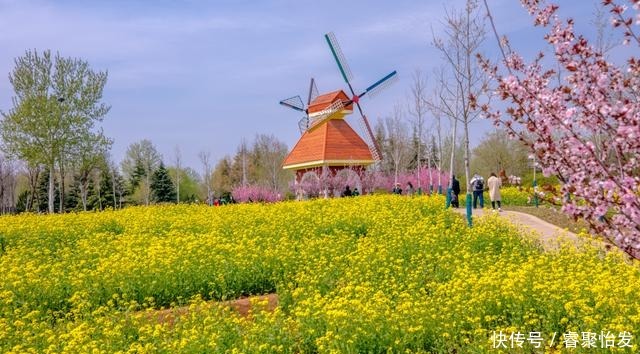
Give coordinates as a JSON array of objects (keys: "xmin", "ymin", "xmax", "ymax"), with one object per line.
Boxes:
[
  {"xmin": 36, "ymin": 167, "xmax": 59, "ymax": 213},
  {"xmin": 65, "ymin": 176, "xmax": 81, "ymax": 211},
  {"xmin": 150, "ymin": 163, "xmax": 176, "ymax": 203},
  {"xmin": 129, "ymin": 160, "xmax": 146, "ymax": 192},
  {"xmin": 94, "ymin": 168, "xmax": 115, "ymax": 210}
]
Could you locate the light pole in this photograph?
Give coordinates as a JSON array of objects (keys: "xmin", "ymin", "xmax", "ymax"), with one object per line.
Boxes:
[{"xmin": 528, "ymin": 154, "xmax": 538, "ymax": 208}]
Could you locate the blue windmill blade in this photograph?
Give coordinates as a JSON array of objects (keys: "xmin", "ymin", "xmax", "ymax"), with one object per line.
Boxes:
[
  {"xmin": 325, "ymin": 32, "xmax": 354, "ymax": 86},
  {"xmin": 279, "ymin": 95, "xmax": 305, "ymax": 112},
  {"xmin": 359, "ymin": 71, "xmax": 398, "ymax": 99}
]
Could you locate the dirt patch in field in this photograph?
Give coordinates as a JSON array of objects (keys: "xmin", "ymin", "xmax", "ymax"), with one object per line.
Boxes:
[
  {"xmin": 227, "ymin": 293, "xmax": 279, "ymax": 317},
  {"xmin": 149, "ymin": 294, "xmax": 278, "ymax": 327}
]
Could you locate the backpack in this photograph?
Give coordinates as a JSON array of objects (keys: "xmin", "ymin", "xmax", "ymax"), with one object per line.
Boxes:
[{"xmin": 474, "ymin": 179, "xmax": 484, "ymax": 191}]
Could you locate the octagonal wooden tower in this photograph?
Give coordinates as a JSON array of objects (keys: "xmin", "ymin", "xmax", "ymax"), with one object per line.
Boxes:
[{"xmin": 282, "ymin": 90, "xmax": 374, "ymax": 191}]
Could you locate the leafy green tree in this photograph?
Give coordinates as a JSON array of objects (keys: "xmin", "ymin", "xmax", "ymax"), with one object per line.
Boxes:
[
  {"xmin": 150, "ymin": 163, "xmax": 176, "ymax": 203},
  {"xmin": 0, "ymin": 49, "xmax": 110, "ymax": 213},
  {"xmin": 471, "ymin": 129, "xmax": 529, "ymax": 179},
  {"xmin": 168, "ymin": 167, "xmax": 202, "ymax": 202},
  {"xmin": 121, "ymin": 139, "xmax": 161, "ymax": 205}
]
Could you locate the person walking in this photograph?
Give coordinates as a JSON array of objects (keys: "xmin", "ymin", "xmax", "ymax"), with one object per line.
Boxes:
[
  {"xmin": 487, "ymin": 172, "xmax": 502, "ymax": 211},
  {"xmin": 469, "ymin": 173, "xmax": 485, "ymax": 209},
  {"xmin": 451, "ymin": 175, "xmax": 460, "ymax": 208}
]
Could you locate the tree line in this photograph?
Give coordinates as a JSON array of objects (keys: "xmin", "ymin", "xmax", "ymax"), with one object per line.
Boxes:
[
  {"xmin": 0, "ymin": 46, "xmax": 533, "ymax": 214},
  {"xmin": 0, "ymin": 49, "xmax": 296, "ymax": 213}
]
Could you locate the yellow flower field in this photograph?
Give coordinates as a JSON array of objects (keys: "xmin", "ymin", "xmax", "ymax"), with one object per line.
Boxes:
[{"xmin": 0, "ymin": 195, "xmax": 639, "ymax": 353}]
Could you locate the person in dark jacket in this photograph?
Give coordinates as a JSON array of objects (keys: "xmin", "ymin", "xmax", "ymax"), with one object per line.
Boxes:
[
  {"xmin": 342, "ymin": 185, "xmax": 353, "ymax": 197},
  {"xmin": 469, "ymin": 173, "xmax": 485, "ymax": 209},
  {"xmin": 451, "ymin": 175, "xmax": 461, "ymax": 208}
]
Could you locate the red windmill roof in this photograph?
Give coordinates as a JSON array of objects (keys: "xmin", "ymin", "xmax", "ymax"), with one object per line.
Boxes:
[
  {"xmin": 282, "ymin": 118, "xmax": 374, "ymax": 170},
  {"xmin": 308, "ymin": 90, "xmax": 353, "ymax": 114}
]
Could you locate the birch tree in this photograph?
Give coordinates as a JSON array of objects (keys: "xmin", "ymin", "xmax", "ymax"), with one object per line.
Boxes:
[
  {"xmin": 1, "ymin": 50, "xmax": 110, "ymax": 213},
  {"xmin": 385, "ymin": 104, "xmax": 409, "ymax": 185},
  {"xmin": 198, "ymin": 151, "xmax": 213, "ymax": 205},
  {"xmin": 408, "ymin": 69, "xmax": 428, "ymax": 193},
  {"xmin": 430, "ymin": 0, "xmax": 488, "ymax": 216}
]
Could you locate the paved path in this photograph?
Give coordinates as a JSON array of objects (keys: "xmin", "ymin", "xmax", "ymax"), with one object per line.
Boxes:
[{"xmin": 451, "ymin": 207, "xmax": 583, "ymax": 250}]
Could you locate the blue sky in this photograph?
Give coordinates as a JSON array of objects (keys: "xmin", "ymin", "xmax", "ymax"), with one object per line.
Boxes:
[{"xmin": 0, "ymin": 0, "xmax": 608, "ymax": 170}]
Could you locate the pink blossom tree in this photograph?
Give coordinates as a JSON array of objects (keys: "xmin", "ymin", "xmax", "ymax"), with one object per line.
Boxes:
[
  {"xmin": 291, "ymin": 167, "xmax": 449, "ymax": 197},
  {"xmin": 480, "ymin": 0, "xmax": 640, "ymax": 258},
  {"xmin": 232, "ymin": 185, "xmax": 282, "ymax": 203}
]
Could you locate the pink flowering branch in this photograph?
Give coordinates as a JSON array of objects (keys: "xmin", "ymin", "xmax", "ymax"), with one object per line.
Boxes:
[{"xmin": 480, "ymin": 0, "xmax": 640, "ymax": 259}]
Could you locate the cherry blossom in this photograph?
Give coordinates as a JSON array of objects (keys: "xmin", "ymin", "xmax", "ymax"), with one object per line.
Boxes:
[{"xmin": 481, "ymin": 0, "xmax": 640, "ymax": 258}]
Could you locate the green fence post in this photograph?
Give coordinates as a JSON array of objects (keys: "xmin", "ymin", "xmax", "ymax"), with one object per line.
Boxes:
[{"xmin": 466, "ymin": 194, "xmax": 473, "ymax": 227}]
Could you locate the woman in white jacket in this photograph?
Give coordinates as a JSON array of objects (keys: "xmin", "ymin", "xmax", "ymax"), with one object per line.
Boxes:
[{"xmin": 487, "ymin": 172, "xmax": 502, "ymax": 212}]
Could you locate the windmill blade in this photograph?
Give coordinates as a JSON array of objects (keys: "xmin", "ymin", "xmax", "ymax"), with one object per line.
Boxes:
[
  {"xmin": 298, "ymin": 116, "xmax": 309, "ymax": 134},
  {"xmin": 353, "ymin": 100, "xmax": 365, "ymax": 119},
  {"xmin": 359, "ymin": 71, "xmax": 398, "ymax": 99},
  {"xmin": 325, "ymin": 32, "xmax": 354, "ymax": 85},
  {"xmin": 307, "ymin": 78, "xmax": 319, "ymax": 105},
  {"xmin": 355, "ymin": 114, "xmax": 382, "ymax": 161},
  {"xmin": 308, "ymin": 99, "xmax": 344, "ymax": 130},
  {"xmin": 279, "ymin": 95, "xmax": 305, "ymax": 112}
]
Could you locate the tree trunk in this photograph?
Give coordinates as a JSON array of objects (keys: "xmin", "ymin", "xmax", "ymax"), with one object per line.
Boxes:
[
  {"xmin": 417, "ymin": 127, "xmax": 422, "ymax": 191},
  {"xmin": 449, "ymin": 119, "xmax": 458, "ymax": 189},
  {"xmin": 80, "ymin": 179, "xmax": 88, "ymax": 211},
  {"xmin": 145, "ymin": 174, "xmax": 150, "ymax": 205},
  {"xmin": 48, "ymin": 163, "xmax": 55, "ymax": 213},
  {"xmin": 58, "ymin": 162, "xmax": 65, "ymax": 213},
  {"xmin": 26, "ymin": 167, "xmax": 38, "ymax": 212},
  {"xmin": 427, "ymin": 143, "xmax": 433, "ymax": 193},
  {"xmin": 8, "ymin": 172, "xmax": 16, "ymax": 214},
  {"xmin": 97, "ymin": 183, "xmax": 102, "ymax": 211},
  {"xmin": 111, "ymin": 167, "xmax": 117, "ymax": 209},
  {"xmin": 176, "ymin": 170, "xmax": 180, "ymax": 203},
  {"xmin": 394, "ymin": 161, "xmax": 400, "ymax": 185}
]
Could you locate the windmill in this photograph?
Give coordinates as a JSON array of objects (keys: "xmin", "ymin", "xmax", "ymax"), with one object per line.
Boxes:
[
  {"xmin": 280, "ymin": 32, "xmax": 398, "ymax": 195},
  {"xmin": 324, "ymin": 31, "xmax": 398, "ymax": 161}
]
